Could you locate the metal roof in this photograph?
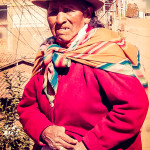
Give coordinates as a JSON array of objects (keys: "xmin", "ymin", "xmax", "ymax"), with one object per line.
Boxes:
[{"xmin": 0, "ymin": 53, "xmax": 34, "ymax": 98}]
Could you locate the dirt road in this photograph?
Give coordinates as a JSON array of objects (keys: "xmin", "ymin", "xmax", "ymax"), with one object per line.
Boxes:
[{"xmin": 123, "ymin": 18, "xmax": 150, "ymax": 150}]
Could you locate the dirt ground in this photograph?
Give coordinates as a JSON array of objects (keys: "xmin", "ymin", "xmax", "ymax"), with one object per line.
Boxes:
[{"xmin": 122, "ymin": 18, "xmax": 150, "ymax": 150}]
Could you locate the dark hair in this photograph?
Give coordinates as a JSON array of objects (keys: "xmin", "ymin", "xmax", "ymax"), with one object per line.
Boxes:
[
  {"xmin": 79, "ymin": 0, "xmax": 105, "ymax": 28},
  {"xmin": 89, "ymin": 14, "xmax": 105, "ymax": 28}
]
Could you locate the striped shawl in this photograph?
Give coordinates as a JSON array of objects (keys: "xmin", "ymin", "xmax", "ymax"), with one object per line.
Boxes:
[{"xmin": 32, "ymin": 25, "xmax": 148, "ymax": 105}]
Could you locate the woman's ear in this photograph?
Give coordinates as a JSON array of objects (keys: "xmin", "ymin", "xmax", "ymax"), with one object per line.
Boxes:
[{"xmin": 84, "ymin": 7, "xmax": 93, "ymax": 24}]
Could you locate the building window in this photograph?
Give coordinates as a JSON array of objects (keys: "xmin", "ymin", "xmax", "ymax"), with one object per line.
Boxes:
[
  {"xmin": 145, "ymin": 13, "xmax": 150, "ymax": 16},
  {"xmin": 0, "ymin": 5, "xmax": 7, "ymax": 24},
  {"xmin": 0, "ymin": 5, "xmax": 8, "ymax": 52}
]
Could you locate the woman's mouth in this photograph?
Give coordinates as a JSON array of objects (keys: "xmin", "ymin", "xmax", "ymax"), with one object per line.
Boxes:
[{"xmin": 56, "ymin": 27, "xmax": 69, "ymax": 34}]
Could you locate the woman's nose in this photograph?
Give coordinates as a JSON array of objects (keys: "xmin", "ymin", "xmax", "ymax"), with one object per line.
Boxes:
[{"xmin": 56, "ymin": 12, "xmax": 67, "ymax": 24}]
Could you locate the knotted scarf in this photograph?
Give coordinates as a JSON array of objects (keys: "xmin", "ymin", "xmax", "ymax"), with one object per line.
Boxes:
[{"xmin": 32, "ymin": 25, "xmax": 148, "ymax": 105}]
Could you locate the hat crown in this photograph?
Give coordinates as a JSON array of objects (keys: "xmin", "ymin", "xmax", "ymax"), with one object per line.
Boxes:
[{"xmin": 32, "ymin": 0, "xmax": 104, "ymax": 11}]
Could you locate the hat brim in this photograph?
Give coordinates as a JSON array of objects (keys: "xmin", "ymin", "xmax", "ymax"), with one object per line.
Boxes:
[
  {"xmin": 32, "ymin": 0, "xmax": 49, "ymax": 9},
  {"xmin": 86, "ymin": 0, "xmax": 104, "ymax": 11},
  {"xmin": 32, "ymin": 0, "xmax": 104, "ymax": 11}
]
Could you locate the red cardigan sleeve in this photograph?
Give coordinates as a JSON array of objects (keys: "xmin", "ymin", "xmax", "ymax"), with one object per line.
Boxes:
[
  {"xmin": 17, "ymin": 74, "xmax": 53, "ymax": 145},
  {"xmin": 83, "ymin": 69, "xmax": 149, "ymax": 150}
]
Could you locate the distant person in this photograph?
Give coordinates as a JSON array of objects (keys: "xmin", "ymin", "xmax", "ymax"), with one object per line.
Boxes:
[{"xmin": 17, "ymin": 0, "xmax": 149, "ymax": 150}]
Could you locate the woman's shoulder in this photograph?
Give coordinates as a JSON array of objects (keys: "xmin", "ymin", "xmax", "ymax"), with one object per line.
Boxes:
[
  {"xmin": 26, "ymin": 71, "xmax": 44, "ymax": 88},
  {"xmin": 94, "ymin": 27, "xmax": 120, "ymax": 41},
  {"xmin": 41, "ymin": 36, "xmax": 56, "ymax": 46}
]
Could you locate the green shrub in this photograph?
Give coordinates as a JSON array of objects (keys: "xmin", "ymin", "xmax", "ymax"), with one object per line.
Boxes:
[{"xmin": 0, "ymin": 71, "xmax": 32, "ymax": 150}]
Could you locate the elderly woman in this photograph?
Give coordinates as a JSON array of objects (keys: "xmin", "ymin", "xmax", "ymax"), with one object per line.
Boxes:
[{"xmin": 17, "ymin": 0, "xmax": 149, "ymax": 150}]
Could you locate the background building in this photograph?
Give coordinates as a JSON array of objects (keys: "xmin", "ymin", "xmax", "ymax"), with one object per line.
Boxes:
[{"xmin": 0, "ymin": 0, "xmax": 150, "ymax": 149}]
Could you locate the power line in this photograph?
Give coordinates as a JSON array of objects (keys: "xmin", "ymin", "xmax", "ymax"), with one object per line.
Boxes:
[
  {"xmin": 126, "ymin": 30, "xmax": 150, "ymax": 38},
  {"xmin": 14, "ymin": 1, "xmax": 24, "ymax": 70},
  {"xmin": 0, "ymin": 22, "xmax": 28, "ymax": 46},
  {"xmin": 13, "ymin": 0, "xmax": 49, "ymax": 43},
  {"xmin": 15, "ymin": 1, "xmax": 24, "ymax": 58},
  {"xmin": 27, "ymin": 0, "xmax": 46, "ymax": 13},
  {"xmin": 12, "ymin": 0, "xmax": 49, "ymax": 28},
  {"xmin": 0, "ymin": 22, "xmax": 37, "ymax": 51},
  {"xmin": 100, "ymin": 0, "xmax": 117, "ymax": 20},
  {"xmin": 13, "ymin": 0, "xmax": 45, "ymax": 38},
  {"xmin": 12, "ymin": 0, "xmax": 43, "ymax": 44},
  {"xmin": 1, "ymin": 0, "xmax": 37, "ymax": 51},
  {"xmin": 23, "ymin": 2, "xmax": 45, "ymax": 40}
]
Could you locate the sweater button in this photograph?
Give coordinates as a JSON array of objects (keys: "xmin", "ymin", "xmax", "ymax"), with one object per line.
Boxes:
[{"xmin": 50, "ymin": 103, "xmax": 54, "ymax": 107}]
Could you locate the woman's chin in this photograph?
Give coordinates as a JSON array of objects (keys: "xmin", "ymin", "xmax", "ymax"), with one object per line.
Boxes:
[
  {"xmin": 56, "ymin": 37, "xmax": 71, "ymax": 46},
  {"xmin": 55, "ymin": 33, "xmax": 78, "ymax": 47}
]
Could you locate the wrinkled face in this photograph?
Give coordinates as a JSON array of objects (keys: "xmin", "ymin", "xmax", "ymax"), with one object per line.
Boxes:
[{"xmin": 47, "ymin": 0, "xmax": 91, "ymax": 45}]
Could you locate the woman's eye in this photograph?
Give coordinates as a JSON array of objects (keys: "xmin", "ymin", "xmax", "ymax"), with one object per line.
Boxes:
[
  {"xmin": 63, "ymin": 8, "xmax": 73, "ymax": 13},
  {"xmin": 48, "ymin": 9, "xmax": 58, "ymax": 16}
]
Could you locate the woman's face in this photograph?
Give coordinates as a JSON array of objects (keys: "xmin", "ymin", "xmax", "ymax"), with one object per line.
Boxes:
[{"xmin": 47, "ymin": 0, "xmax": 91, "ymax": 45}]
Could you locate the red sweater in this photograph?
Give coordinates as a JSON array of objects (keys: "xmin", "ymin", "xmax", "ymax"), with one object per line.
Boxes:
[{"xmin": 17, "ymin": 62, "xmax": 149, "ymax": 150}]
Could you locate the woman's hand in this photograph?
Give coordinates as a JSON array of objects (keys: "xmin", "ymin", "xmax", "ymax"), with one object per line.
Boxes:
[
  {"xmin": 41, "ymin": 125, "xmax": 78, "ymax": 150},
  {"xmin": 73, "ymin": 142, "xmax": 87, "ymax": 150}
]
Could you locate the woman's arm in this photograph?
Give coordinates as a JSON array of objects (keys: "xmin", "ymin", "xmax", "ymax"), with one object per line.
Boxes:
[
  {"xmin": 17, "ymin": 75, "xmax": 53, "ymax": 146},
  {"xmin": 17, "ymin": 74, "xmax": 77, "ymax": 149},
  {"xmin": 82, "ymin": 69, "xmax": 149, "ymax": 150}
]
